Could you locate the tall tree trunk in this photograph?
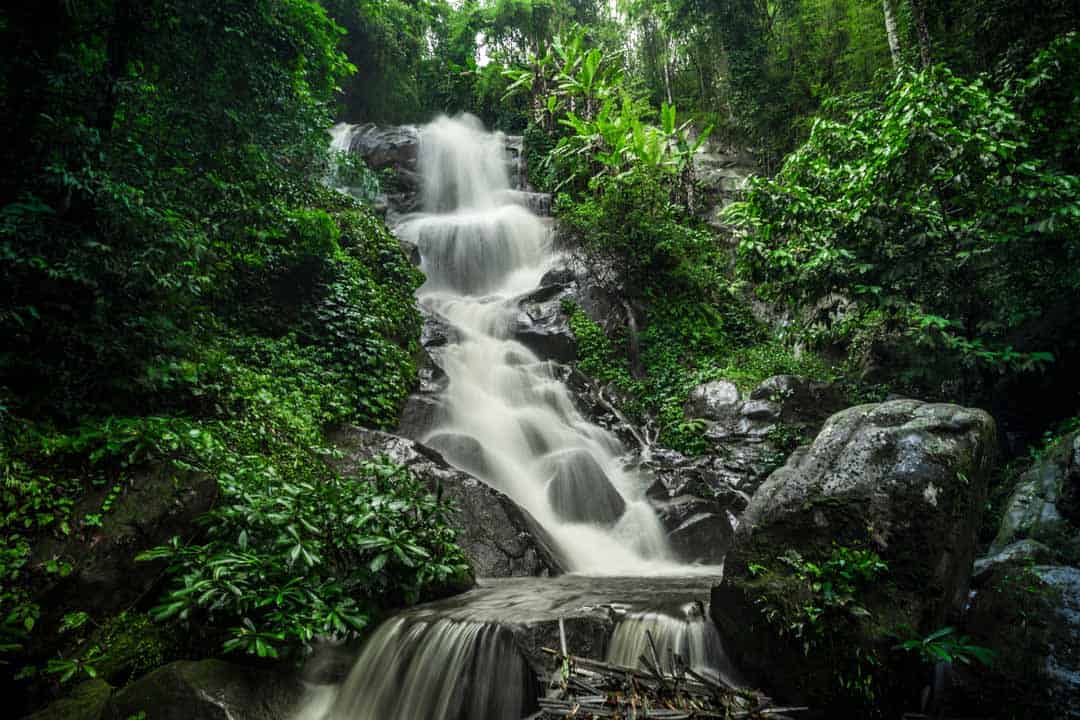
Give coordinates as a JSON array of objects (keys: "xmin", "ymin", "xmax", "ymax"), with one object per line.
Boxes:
[
  {"xmin": 882, "ymin": 0, "xmax": 901, "ymax": 67},
  {"xmin": 910, "ymin": 0, "xmax": 932, "ymax": 67}
]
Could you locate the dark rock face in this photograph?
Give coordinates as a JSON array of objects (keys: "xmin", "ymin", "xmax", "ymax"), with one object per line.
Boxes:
[
  {"xmin": 396, "ymin": 311, "xmax": 453, "ymax": 440},
  {"xmin": 653, "ymin": 495, "xmax": 733, "ymax": 564},
  {"xmin": 679, "ymin": 375, "xmax": 848, "ymax": 498},
  {"xmin": 964, "ymin": 561, "xmax": 1080, "ymax": 718},
  {"xmin": 101, "ymin": 660, "xmax": 303, "ymax": 720},
  {"xmin": 511, "ymin": 283, "xmax": 577, "ymax": 364},
  {"xmin": 328, "ymin": 426, "xmax": 561, "ymax": 578},
  {"xmin": 543, "ymin": 449, "xmax": 626, "ymax": 526},
  {"xmin": 711, "ymin": 399, "xmax": 996, "ymax": 706},
  {"xmin": 964, "ymin": 430, "xmax": 1080, "ymax": 718},
  {"xmin": 31, "ymin": 466, "xmax": 216, "ymax": 618}
]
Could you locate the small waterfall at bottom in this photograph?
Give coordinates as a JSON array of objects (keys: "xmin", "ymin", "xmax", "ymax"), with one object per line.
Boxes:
[
  {"xmin": 607, "ymin": 604, "xmax": 740, "ymax": 685},
  {"xmin": 297, "ymin": 615, "xmax": 537, "ymax": 720}
]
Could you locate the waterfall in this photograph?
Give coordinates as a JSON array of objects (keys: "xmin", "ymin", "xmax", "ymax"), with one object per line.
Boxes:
[
  {"xmin": 297, "ymin": 616, "xmax": 536, "ymax": 720},
  {"xmin": 396, "ymin": 113, "xmax": 673, "ymax": 575},
  {"xmin": 298, "ymin": 115, "xmax": 733, "ymax": 720},
  {"xmin": 607, "ymin": 604, "xmax": 740, "ymax": 686}
]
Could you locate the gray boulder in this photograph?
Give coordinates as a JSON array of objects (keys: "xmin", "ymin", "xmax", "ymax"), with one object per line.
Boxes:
[
  {"xmin": 348, "ymin": 123, "xmax": 419, "ymax": 172},
  {"xmin": 684, "ymin": 381, "xmax": 741, "ymax": 423},
  {"xmin": 101, "ymin": 660, "xmax": 303, "ymax": 720},
  {"xmin": 712, "ymin": 399, "xmax": 996, "ymax": 705},
  {"xmin": 991, "ymin": 430, "xmax": 1080, "ymax": 554},
  {"xmin": 328, "ymin": 426, "xmax": 560, "ymax": 578}
]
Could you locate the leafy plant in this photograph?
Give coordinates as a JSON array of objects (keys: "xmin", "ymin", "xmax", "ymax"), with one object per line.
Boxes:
[
  {"xmin": 139, "ymin": 457, "xmax": 469, "ymax": 659},
  {"xmin": 895, "ymin": 626, "xmax": 995, "ymax": 667}
]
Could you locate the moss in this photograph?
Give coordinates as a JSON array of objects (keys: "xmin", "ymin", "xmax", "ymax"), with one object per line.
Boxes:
[
  {"xmin": 92, "ymin": 612, "xmax": 180, "ymax": 686},
  {"xmin": 25, "ymin": 678, "xmax": 113, "ymax": 720}
]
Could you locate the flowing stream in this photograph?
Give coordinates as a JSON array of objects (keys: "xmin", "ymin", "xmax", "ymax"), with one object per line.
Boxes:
[{"xmin": 306, "ymin": 116, "xmax": 731, "ymax": 720}]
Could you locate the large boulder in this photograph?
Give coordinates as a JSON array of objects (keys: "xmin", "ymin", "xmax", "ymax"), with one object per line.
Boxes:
[
  {"xmin": 30, "ymin": 466, "xmax": 216, "ymax": 618},
  {"xmin": 101, "ymin": 660, "xmax": 303, "ymax": 720},
  {"xmin": 712, "ymin": 399, "xmax": 996, "ymax": 708},
  {"xmin": 328, "ymin": 426, "xmax": 561, "ymax": 578},
  {"xmin": 348, "ymin": 123, "xmax": 419, "ymax": 172},
  {"xmin": 991, "ymin": 429, "xmax": 1080, "ymax": 554}
]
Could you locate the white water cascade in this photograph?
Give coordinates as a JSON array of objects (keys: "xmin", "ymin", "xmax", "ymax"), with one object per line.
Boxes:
[
  {"xmin": 298, "ymin": 115, "xmax": 733, "ymax": 720},
  {"xmin": 397, "ymin": 114, "xmax": 674, "ymax": 574}
]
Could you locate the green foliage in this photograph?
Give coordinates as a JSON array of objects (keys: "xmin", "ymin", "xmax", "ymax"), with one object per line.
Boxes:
[
  {"xmin": 0, "ymin": 0, "xmax": 435, "ymax": 689},
  {"xmin": 728, "ymin": 36, "xmax": 1080, "ymax": 392},
  {"xmin": 749, "ymin": 544, "xmax": 890, "ymax": 705},
  {"xmin": 894, "ymin": 626, "xmax": 995, "ymax": 667},
  {"xmin": 139, "ymin": 456, "xmax": 469, "ymax": 659}
]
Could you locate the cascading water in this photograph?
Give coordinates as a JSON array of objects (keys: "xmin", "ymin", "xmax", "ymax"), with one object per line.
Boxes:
[
  {"xmin": 397, "ymin": 114, "xmax": 672, "ymax": 574},
  {"xmin": 299, "ymin": 115, "xmax": 732, "ymax": 720},
  {"xmin": 607, "ymin": 604, "xmax": 740, "ymax": 685}
]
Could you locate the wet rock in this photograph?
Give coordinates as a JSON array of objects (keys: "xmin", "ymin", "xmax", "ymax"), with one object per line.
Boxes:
[
  {"xmin": 349, "ymin": 123, "xmax": 419, "ymax": 172},
  {"xmin": 512, "ymin": 284, "xmax": 577, "ymax": 363},
  {"xmin": 24, "ymin": 679, "xmax": 113, "ymax": 720},
  {"xmin": 991, "ymin": 430, "xmax": 1080, "ymax": 554},
  {"xmin": 544, "ymin": 449, "xmax": 626, "ymax": 526},
  {"xmin": 974, "ymin": 538, "xmax": 1055, "ymax": 580},
  {"xmin": 712, "ymin": 399, "xmax": 996, "ymax": 706},
  {"xmin": 749, "ymin": 374, "xmax": 846, "ymax": 429},
  {"xmin": 329, "ymin": 426, "xmax": 561, "ymax": 578},
  {"xmin": 101, "ymin": 660, "xmax": 303, "ymax": 720},
  {"xmin": 424, "ymin": 432, "xmax": 491, "ymax": 480},
  {"xmin": 397, "ymin": 394, "xmax": 444, "ymax": 441},
  {"xmin": 654, "ymin": 496, "xmax": 733, "ymax": 564},
  {"xmin": 684, "ymin": 381, "xmax": 741, "ymax": 423}
]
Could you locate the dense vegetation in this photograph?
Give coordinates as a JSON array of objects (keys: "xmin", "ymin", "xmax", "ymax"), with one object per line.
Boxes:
[
  {"xmin": 3, "ymin": 0, "xmax": 1079, "ymax": 716},
  {"xmin": 0, "ymin": 0, "xmax": 464, "ymax": 706}
]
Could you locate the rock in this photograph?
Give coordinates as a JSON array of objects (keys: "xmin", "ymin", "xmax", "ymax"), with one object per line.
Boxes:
[
  {"xmin": 964, "ymin": 562, "xmax": 1080, "ymax": 718},
  {"xmin": 328, "ymin": 426, "xmax": 560, "ymax": 578},
  {"xmin": 349, "ymin": 123, "xmax": 419, "ymax": 172},
  {"xmin": 24, "ymin": 679, "xmax": 113, "ymax": 720},
  {"xmin": 654, "ymin": 495, "xmax": 733, "ymax": 564},
  {"xmin": 544, "ymin": 449, "xmax": 626, "ymax": 526},
  {"xmin": 397, "ymin": 393, "xmax": 444, "ymax": 440},
  {"xmin": 424, "ymin": 432, "xmax": 491, "ymax": 479},
  {"xmin": 512, "ymin": 285, "xmax": 577, "ymax": 363},
  {"xmin": 101, "ymin": 660, "xmax": 303, "ymax": 720},
  {"xmin": 712, "ymin": 399, "xmax": 996, "ymax": 706},
  {"xmin": 684, "ymin": 381, "xmax": 741, "ymax": 423},
  {"xmin": 25, "ymin": 465, "xmax": 216, "ymax": 677},
  {"xmin": 991, "ymin": 430, "xmax": 1080, "ymax": 554},
  {"xmin": 974, "ymin": 538, "xmax": 1055, "ymax": 580}
]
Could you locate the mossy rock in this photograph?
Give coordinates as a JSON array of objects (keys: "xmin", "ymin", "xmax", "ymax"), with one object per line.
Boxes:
[
  {"xmin": 101, "ymin": 659, "xmax": 303, "ymax": 720},
  {"xmin": 24, "ymin": 679, "xmax": 113, "ymax": 720},
  {"xmin": 712, "ymin": 399, "xmax": 997, "ymax": 711}
]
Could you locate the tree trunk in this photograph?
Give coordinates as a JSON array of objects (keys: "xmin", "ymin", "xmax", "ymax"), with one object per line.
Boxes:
[
  {"xmin": 910, "ymin": 0, "xmax": 932, "ymax": 67},
  {"xmin": 882, "ymin": 0, "xmax": 901, "ymax": 67}
]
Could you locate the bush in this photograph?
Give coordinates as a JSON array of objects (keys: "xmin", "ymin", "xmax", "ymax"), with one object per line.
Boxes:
[{"xmin": 727, "ymin": 34, "xmax": 1080, "ymax": 385}]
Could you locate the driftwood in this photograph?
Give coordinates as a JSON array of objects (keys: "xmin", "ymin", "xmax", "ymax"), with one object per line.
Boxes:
[{"xmin": 529, "ymin": 631, "xmax": 810, "ymax": 720}]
